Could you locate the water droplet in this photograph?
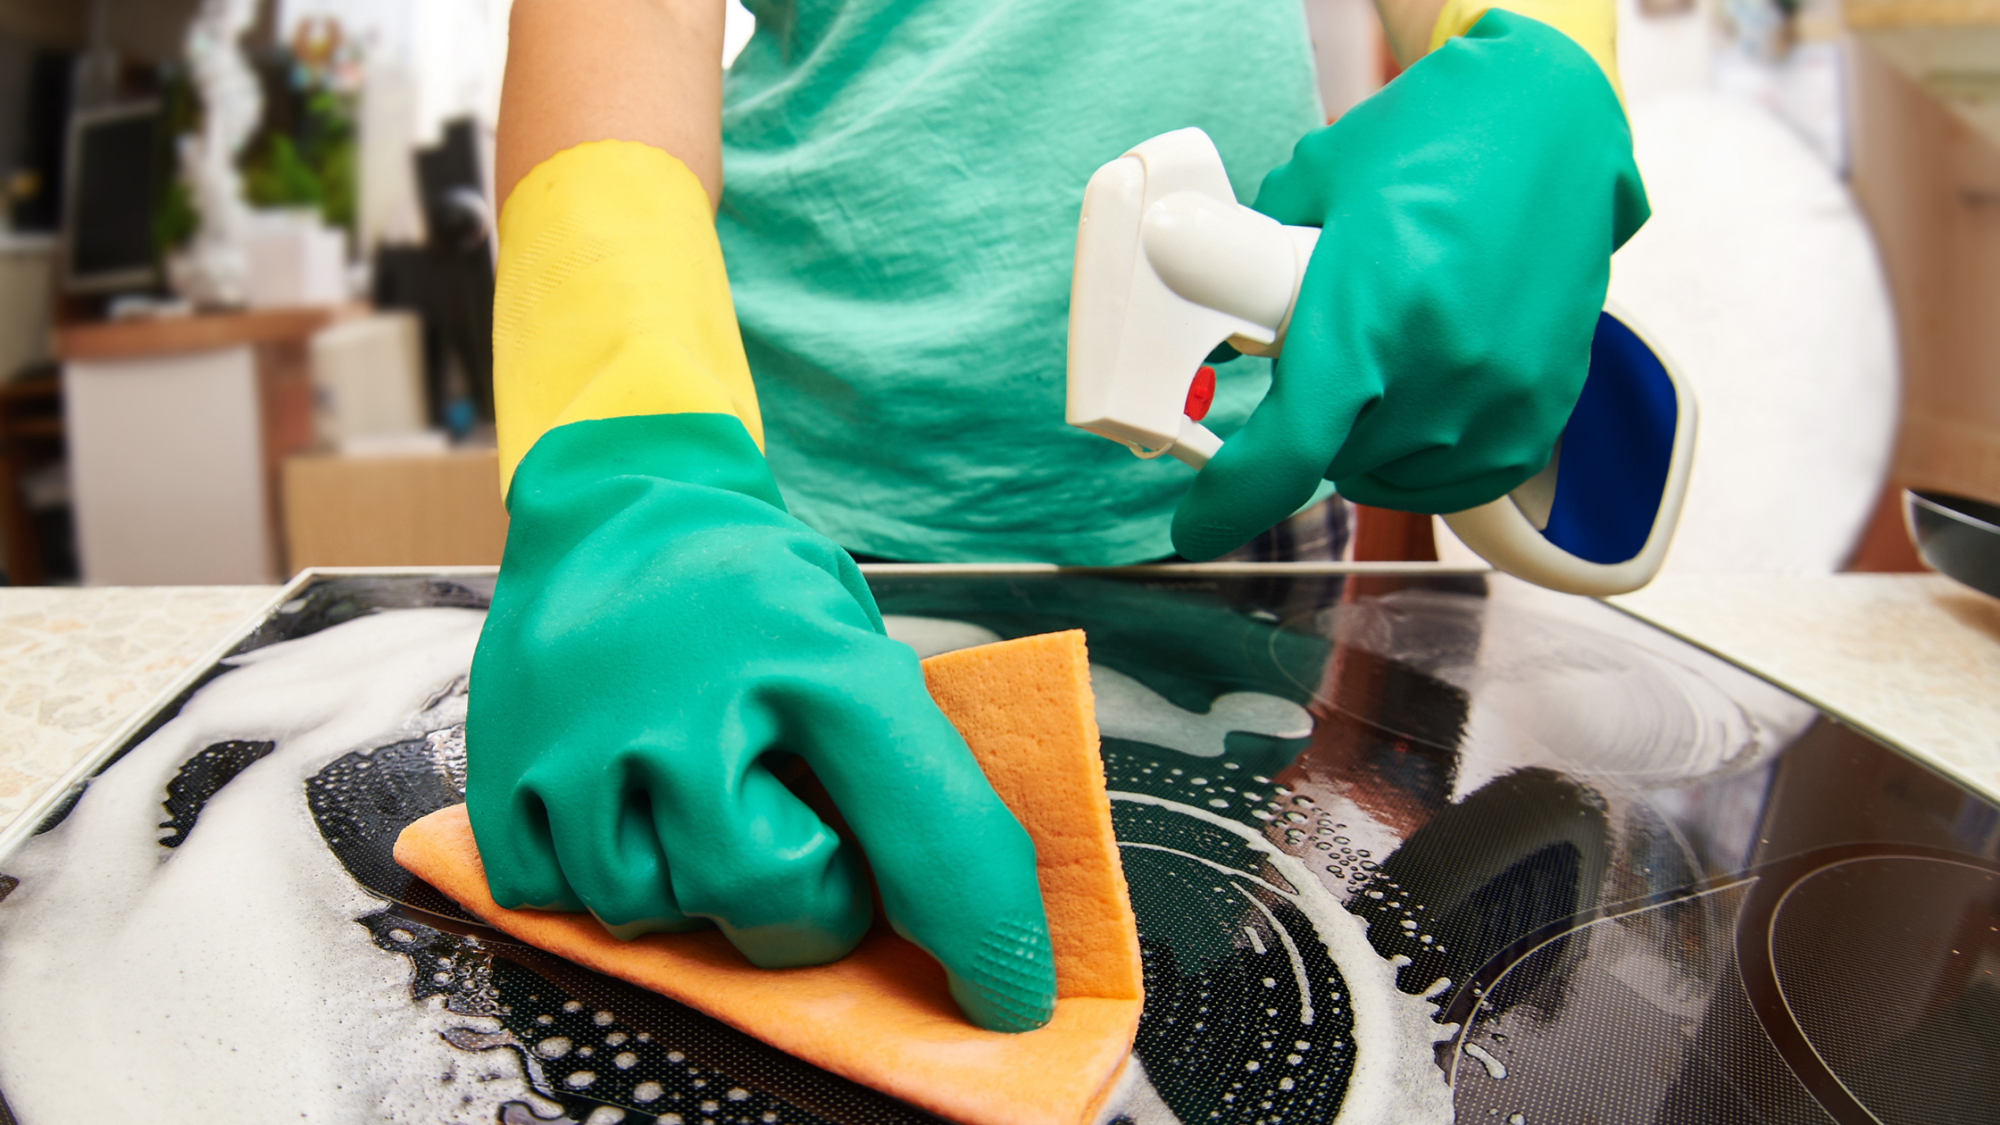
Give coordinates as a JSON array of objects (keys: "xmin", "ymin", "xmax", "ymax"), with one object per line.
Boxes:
[
  {"xmin": 634, "ymin": 1082, "xmax": 664, "ymax": 1103},
  {"xmin": 536, "ymin": 1037, "xmax": 572, "ymax": 1059},
  {"xmin": 615, "ymin": 1051, "xmax": 639, "ymax": 1070},
  {"xmin": 565, "ymin": 1069, "xmax": 596, "ymax": 1088}
]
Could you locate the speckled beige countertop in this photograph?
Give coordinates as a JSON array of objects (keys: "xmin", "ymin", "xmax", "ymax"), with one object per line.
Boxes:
[
  {"xmin": 1609, "ymin": 573, "xmax": 2000, "ymax": 806},
  {"xmin": 0, "ymin": 574, "xmax": 1993, "ymax": 835},
  {"xmin": 0, "ymin": 586, "xmax": 279, "ymax": 832}
]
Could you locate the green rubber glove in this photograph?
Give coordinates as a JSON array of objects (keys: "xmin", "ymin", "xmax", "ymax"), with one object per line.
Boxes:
[
  {"xmin": 1172, "ymin": 10, "xmax": 1649, "ymax": 561},
  {"xmin": 465, "ymin": 413, "xmax": 1056, "ymax": 1033}
]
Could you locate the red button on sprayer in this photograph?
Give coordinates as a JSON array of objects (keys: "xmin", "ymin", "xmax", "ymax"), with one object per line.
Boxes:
[{"xmin": 1185, "ymin": 366, "xmax": 1216, "ymax": 422}]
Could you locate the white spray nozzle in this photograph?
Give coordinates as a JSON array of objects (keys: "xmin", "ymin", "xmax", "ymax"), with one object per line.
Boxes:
[{"xmin": 1065, "ymin": 129, "xmax": 1317, "ymax": 469}]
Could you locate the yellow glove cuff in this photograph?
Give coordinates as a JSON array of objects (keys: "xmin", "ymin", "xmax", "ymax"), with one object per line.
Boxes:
[
  {"xmin": 1428, "ymin": 0, "xmax": 1623, "ymax": 103},
  {"xmin": 492, "ymin": 140, "xmax": 764, "ymax": 496}
]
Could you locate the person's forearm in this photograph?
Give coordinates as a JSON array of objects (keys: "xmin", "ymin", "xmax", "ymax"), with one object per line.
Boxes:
[
  {"xmin": 497, "ymin": 0, "xmax": 725, "ymax": 211},
  {"xmin": 1373, "ymin": 0, "xmax": 1449, "ymax": 67}
]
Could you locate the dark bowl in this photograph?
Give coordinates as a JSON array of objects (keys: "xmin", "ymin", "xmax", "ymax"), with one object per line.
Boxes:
[{"xmin": 1905, "ymin": 490, "xmax": 2000, "ymax": 600}]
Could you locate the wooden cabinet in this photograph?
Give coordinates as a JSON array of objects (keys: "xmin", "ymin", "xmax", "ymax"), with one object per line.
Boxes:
[{"xmin": 1849, "ymin": 20, "xmax": 2000, "ymax": 510}]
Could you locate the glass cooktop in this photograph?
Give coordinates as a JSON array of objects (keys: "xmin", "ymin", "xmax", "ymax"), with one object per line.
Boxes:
[{"xmin": 0, "ymin": 567, "xmax": 1991, "ymax": 1125}]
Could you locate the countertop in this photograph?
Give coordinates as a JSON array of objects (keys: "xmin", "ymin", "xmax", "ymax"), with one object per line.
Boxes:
[
  {"xmin": 0, "ymin": 585, "xmax": 279, "ymax": 831},
  {"xmin": 0, "ymin": 573, "xmax": 1994, "ymax": 834},
  {"xmin": 54, "ymin": 304, "xmax": 362, "ymax": 361},
  {"xmin": 1609, "ymin": 572, "xmax": 2000, "ymax": 805}
]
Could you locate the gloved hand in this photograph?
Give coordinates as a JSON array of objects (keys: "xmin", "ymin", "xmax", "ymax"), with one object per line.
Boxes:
[
  {"xmin": 1172, "ymin": 8, "xmax": 1649, "ymax": 561},
  {"xmin": 465, "ymin": 412, "xmax": 1056, "ymax": 1033}
]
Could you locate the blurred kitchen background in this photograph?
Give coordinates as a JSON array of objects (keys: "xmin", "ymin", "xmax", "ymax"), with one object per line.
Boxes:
[{"xmin": 0, "ymin": 0, "xmax": 1988, "ymax": 585}]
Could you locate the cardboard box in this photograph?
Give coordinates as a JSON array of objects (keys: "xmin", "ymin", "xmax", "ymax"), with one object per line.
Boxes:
[{"xmin": 281, "ymin": 450, "xmax": 508, "ymax": 570}]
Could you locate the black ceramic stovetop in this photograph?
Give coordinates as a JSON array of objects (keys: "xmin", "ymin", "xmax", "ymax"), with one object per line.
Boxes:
[{"xmin": 0, "ymin": 568, "xmax": 1991, "ymax": 1125}]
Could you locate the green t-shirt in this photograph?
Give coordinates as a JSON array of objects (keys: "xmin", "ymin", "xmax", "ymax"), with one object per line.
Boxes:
[{"xmin": 720, "ymin": 0, "xmax": 1323, "ymax": 564}]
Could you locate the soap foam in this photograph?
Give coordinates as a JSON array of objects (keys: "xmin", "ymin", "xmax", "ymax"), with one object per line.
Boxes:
[
  {"xmin": 1108, "ymin": 793, "xmax": 1453, "ymax": 1125},
  {"xmin": 1, "ymin": 606, "xmax": 1420, "ymax": 1124},
  {"xmin": 0, "ymin": 609, "xmax": 545, "ymax": 1124},
  {"xmin": 1092, "ymin": 1054, "xmax": 1183, "ymax": 1124},
  {"xmin": 885, "ymin": 615, "xmax": 1314, "ymax": 758}
]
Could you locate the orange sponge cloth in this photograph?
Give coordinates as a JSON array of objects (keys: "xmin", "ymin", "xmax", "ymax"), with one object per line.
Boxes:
[{"xmin": 393, "ymin": 630, "xmax": 1142, "ymax": 1125}]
